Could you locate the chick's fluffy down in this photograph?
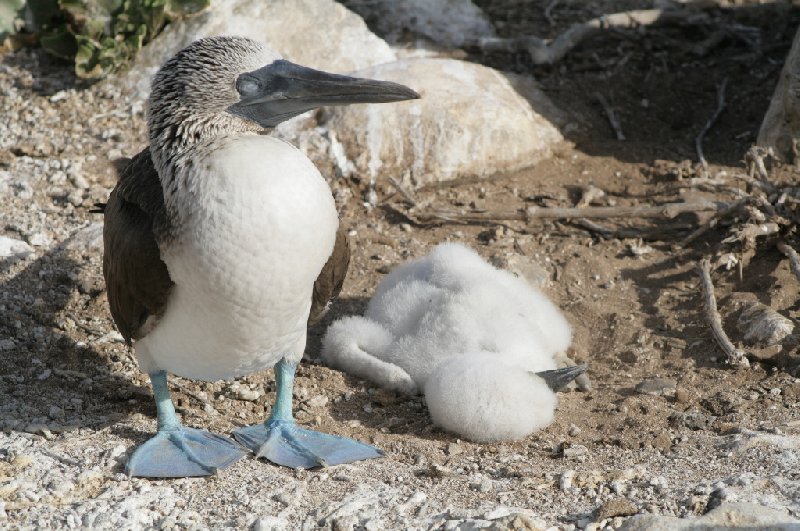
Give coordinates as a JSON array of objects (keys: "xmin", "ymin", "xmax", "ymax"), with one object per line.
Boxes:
[{"xmin": 425, "ymin": 353, "xmax": 557, "ymax": 442}]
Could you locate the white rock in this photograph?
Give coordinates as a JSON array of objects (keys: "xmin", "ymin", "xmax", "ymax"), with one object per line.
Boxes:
[
  {"xmin": 0, "ymin": 235, "xmax": 34, "ymax": 260},
  {"xmin": 64, "ymin": 223, "xmax": 104, "ymax": 253},
  {"xmin": 342, "ymin": 0, "xmax": 496, "ymax": 49},
  {"xmin": 311, "ymin": 58, "xmax": 562, "ymax": 188},
  {"xmin": 122, "ymin": 0, "xmax": 395, "ymax": 100},
  {"xmin": 253, "ymin": 516, "xmax": 289, "ymax": 531},
  {"xmin": 619, "ymin": 502, "xmax": 800, "ymax": 530},
  {"xmin": 758, "ymin": 26, "xmax": 800, "ymax": 161},
  {"xmin": 738, "ymin": 301, "xmax": 794, "ymax": 346},
  {"xmin": 28, "ymin": 232, "xmax": 50, "ymax": 247}
]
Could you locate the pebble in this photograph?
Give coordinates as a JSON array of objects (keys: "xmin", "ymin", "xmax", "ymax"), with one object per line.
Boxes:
[
  {"xmin": 568, "ymin": 424, "xmax": 581, "ymax": 436},
  {"xmin": 560, "ymin": 470, "xmax": 576, "ymax": 491},
  {"xmin": 307, "ymin": 395, "xmax": 329, "ymax": 408},
  {"xmin": 236, "ymin": 388, "xmax": 262, "ymax": 401},
  {"xmin": 253, "ymin": 516, "xmax": 289, "ymax": 531},
  {"xmin": 596, "ymin": 497, "xmax": 638, "ymax": 520},
  {"xmin": 447, "ymin": 442, "xmax": 463, "ymax": 456},
  {"xmin": 674, "ymin": 388, "xmax": 690, "ymax": 403},
  {"xmin": 0, "ymin": 235, "xmax": 34, "ymax": 260},
  {"xmin": 635, "ymin": 378, "xmax": 677, "ymax": 396},
  {"xmin": 562, "ymin": 444, "xmax": 588, "ymax": 459}
]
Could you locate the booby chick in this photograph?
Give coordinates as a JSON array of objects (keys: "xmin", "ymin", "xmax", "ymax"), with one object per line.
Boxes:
[
  {"xmin": 321, "ymin": 243, "xmax": 585, "ymax": 442},
  {"xmin": 101, "ymin": 36, "xmax": 419, "ymax": 478}
]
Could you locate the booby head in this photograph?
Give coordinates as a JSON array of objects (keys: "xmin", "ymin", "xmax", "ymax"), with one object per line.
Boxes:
[{"xmin": 147, "ymin": 35, "xmax": 419, "ymax": 156}]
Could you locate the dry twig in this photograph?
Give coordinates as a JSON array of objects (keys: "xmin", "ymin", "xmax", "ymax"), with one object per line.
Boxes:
[
  {"xmin": 678, "ymin": 196, "xmax": 750, "ymax": 248},
  {"xmin": 745, "ymin": 146, "xmax": 774, "ymax": 182},
  {"xmin": 473, "ymin": 9, "xmax": 708, "ymax": 64},
  {"xmin": 594, "ymin": 93, "xmax": 625, "ymax": 141},
  {"xmin": 697, "ymin": 259, "xmax": 750, "ymax": 368},
  {"xmin": 777, "ymin": 241, "xmax": 800, "ymax": 284},
  {"xmin": 695, "ymin": 78, "xmax": 728, "ymax": 174},
  {"xmin": 387, "ymin": 176, "xmax": 419, "ymax": 207},
  {"xmin": 544, "ymin": 0, "xmax": 560, "ymax": 26},
  {"xmin": 574, "ymin": 218, "xmax": 693, "ymax": 240},
  {"xmin": 406, "ymin": 200, "xmax": 722, "ymax": 225}
]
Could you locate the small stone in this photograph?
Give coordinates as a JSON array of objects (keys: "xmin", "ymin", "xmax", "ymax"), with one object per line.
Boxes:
[
  {"xmin": 28, "ymin": 233, "xmax": 51, "ymax": 247},
  {"xmin": 12, "ymin": 455, "xmax": 33, "ymax": 468},
  {"xmin": 48, "ymin": 406, "xmax": 64, "ymax": 420},
  {"xmin": 674, "ymin": 388, "xmax": 690, "ymax": 403},
  {"xmin": 568, "ymin": 424, "xmax": 581, "ymax": 436},
  {"xmin": 669, "ymin": 409, "xmax": 714, "ymax": 431},
  {"xmin": 307, "ymin": 395, "xmax": 329, "ymax": 408},
  {"xmin": 562, "ymin": 444, "xmax": 588, "ymax": 459},
  {"xmin": 0, "ymin": 236, "xmax": 34, "ymax": 260},
  {"xmin": 738, "ymin": 301, "xmax": 794, "ymax": 347},
  {"xmin": 0, "ymin": 339, "xmax": 15, "ymax": 351},
  {"xmin": 635, "ymin": 378, "xmax": 677, "ymax": 396},
  {"xmin": 253, "ymin": 515, "xmax": 289, "ymax": 531},
  {"xmin": 596, "ymin": 497, "xmax": 638, "ymax": 520},
  {"xmin": 560, "ymin": 469, "xmax": 576, "ymax": 491},
  {"xmin": 235, "ymin": 388, "xmax": 262, "ymax": 401},
  {"xmin": 446, "ymin": 442, "xmax": 463, "ymax": 456}
]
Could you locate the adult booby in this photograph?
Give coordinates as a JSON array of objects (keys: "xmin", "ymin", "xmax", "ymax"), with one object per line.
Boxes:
[{"xmin": 102, "ymin": 36, "xmax": 418, "ymax": 478}]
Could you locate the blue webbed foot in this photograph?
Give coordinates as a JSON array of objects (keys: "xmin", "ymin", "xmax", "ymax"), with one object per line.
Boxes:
[
  {"xmin": 233, "ymin": 420, "xmax": 383, "ymax": 469},
  {"xmin": 127, "ymin": 426, "xmax": 247, "ymax": 478}
]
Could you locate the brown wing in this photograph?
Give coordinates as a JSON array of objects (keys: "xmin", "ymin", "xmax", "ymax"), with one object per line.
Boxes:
[
  {"xmin": 308, "ymin": 226, "xmax": 350, "ymax": 325},
  {"xmin": 103, "ymin": 148, "xmax": 174, "ymax": 343}
]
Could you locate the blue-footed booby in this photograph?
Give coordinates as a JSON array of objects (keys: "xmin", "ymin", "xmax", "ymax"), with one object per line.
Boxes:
[{"xmin": 101, "ymin": 36, "xmax": 419, "ymax": 478}]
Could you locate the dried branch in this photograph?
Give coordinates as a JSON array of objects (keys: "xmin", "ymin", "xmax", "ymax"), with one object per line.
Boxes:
[
  {"xmin": 745, "ymin": 145, "xmax": 774, "ymax": 182},
  {"xmin": 575, "ymin": 218, "xmax": 694, "ymax": 240},
  {"xmin": 407, "ymin": 200, "xmax": 722, "ymax": 225},
  {"xmin": 594, "ymin": 93, "xmax": 625, "ymax": 141},
  {"xmin": 777, "ymin": 241, "xmax": 800, "ymax": 284},
  {"xmin": 695, "ymin": 78, "xmax": 729, "ymax": 174},
  {"xmin": 544, "ymin": 0, "xmax": 559, "ymax": 26},
  {"xmin": 387, "ymin": 176, "xmax": 419, "ymax": 207},
  {"xmin": 678, "ymin": 196, "xmax": 750, "ymax": 248},
  {"xmin": 473, "ymin": 9, "xmax": 709, "ymax": 64},
  {"xmin": 697, "ymin": 259, "xmax": 750, "ymax": 368}
]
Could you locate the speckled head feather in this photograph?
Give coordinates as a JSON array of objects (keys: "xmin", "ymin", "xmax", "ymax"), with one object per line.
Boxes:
[{"xmin": 147, "ymin": 36, "xmax": 279, "ymax": 162}]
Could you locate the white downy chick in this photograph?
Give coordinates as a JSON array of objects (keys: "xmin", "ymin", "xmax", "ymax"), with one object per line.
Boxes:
[{"xmin": 322, "ymin": 242, "xmax": 574, "ymax": 442}]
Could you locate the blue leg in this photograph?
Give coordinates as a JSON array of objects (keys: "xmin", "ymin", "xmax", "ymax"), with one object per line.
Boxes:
[
  {"xmin": 126, "ymin": 371, "xmax": 247, "ymax": 478},
  {"xmin": 233, "ymin": 359, "xmax": 383, "ymax": 469}
]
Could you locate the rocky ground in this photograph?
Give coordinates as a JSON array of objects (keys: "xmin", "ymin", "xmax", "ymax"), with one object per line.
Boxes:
[{"xmin": 2, "ymin": 1, "xmax": 800, "ymax": 530}]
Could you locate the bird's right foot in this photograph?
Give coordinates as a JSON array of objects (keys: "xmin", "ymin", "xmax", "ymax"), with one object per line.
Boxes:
[{"xmin": 126, "ymin": 426, "xmax": 246, "ymax": 478}]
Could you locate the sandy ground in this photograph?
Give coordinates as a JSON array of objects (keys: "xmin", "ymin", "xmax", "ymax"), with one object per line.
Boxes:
[{"xmin": 2, "ymin": 1, "xmax": 800, "ymax": 529}]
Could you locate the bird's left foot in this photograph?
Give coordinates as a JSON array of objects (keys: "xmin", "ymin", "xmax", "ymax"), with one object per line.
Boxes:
[{"xmin": 233, "ymin": 420, "xmax": 383, "ymax": 469}]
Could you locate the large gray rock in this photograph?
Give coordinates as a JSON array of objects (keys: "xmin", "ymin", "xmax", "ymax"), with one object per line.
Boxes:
[
  {"xmin": 758, "ymin": 26, "xmax": 800, "ymax": 162},
  {"xmin": 341, "ymin": 0, "xmax": 496, "ymax": 49},
  {"xmin": 619, "ymin": 502, "xmax": 799, "ymax": 530},
  {"xmin": 123, "ymin": 0, "xmax": 396, "ymax": 99},
  {"xmin": 296, "ymin": 58, "xmax": 562, "ymax": 188}
]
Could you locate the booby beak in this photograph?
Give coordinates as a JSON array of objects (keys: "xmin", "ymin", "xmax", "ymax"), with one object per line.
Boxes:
[
  {"xmin": 228, "ymin": 59, "xmax": 420, "ymax": 128},
  {"xmin": 534, "ymin": 365, "xmax": 587, "ymax": 392}
]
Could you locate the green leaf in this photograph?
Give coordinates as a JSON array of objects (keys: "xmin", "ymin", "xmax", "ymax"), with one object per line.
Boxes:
[{"xmin": 39, "ymin": 25, "xmax": 77, "ymax": 58}]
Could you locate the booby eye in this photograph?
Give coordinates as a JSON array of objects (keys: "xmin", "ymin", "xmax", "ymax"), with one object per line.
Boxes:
[{"xmin": 236, "ymin": 75, "xmax": 260, "ymax": 97}]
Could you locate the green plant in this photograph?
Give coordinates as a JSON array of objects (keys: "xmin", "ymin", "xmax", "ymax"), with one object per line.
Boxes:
[{"xmin": 14, "ymin": 0, "xmax": 210, "ymax": 78}]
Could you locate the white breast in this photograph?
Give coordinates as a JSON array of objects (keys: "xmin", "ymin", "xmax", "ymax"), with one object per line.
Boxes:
[{"xmin": 136, "ymin": 135, "xmax": 338, "ymax": 381}]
